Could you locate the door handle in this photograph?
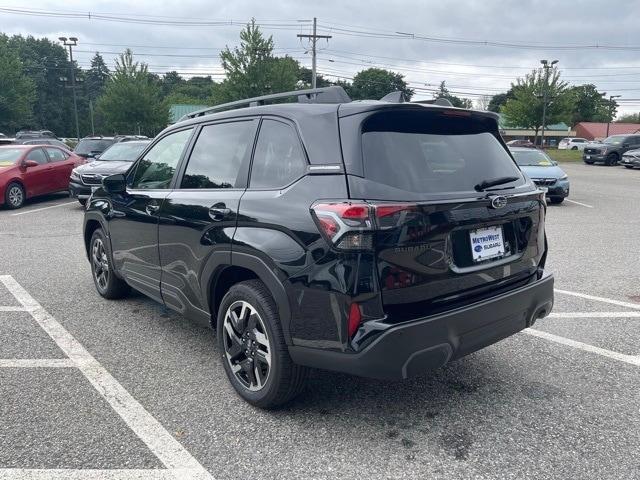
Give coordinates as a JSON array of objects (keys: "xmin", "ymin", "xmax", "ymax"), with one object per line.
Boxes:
[
  {"xmin": 146, "ymin": 203, "xmax": 160, "ymax": 215},
  {"xmin": 209, "ymin": 205, "xmax": 231, "ymax": 221}
]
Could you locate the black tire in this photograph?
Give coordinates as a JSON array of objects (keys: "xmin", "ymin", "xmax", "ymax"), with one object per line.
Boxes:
[
  {"xmin": 571, "ymin": 146, "xmax": 578, "ymax": 150},
  {"xmin": 605, "ymin": 153, "xmax": 619, "ymax": 166},
  {"xmin": 89, "ymin": 229, "xmax": 130, "ymax": 299},
  {"xmin": 4, "ymin": 182, "xmax": 25, "ymax": 209},
  {"xmin": 217, "ymin": 279, "xmax": 308, "ymax": 408},
  {"xmin": 78, "ymin": 198, "xmax": 87, "ymax": 206},
  {"xmin": 549, "ymin": 196, "xmax": 564, "ymax": 204},
  {"xmin": 624, "ymin": 165, "xmax": 634, "ymax": 169}
]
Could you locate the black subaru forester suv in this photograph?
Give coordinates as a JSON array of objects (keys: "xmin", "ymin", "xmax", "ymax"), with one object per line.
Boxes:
[{"xmin": 83, "ymin": 86, "xmax": 553, "ymax": 408}]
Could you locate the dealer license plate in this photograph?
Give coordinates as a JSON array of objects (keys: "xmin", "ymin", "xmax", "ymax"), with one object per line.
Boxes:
[
  {"xmin": 585, "ymin": 155, "xmax": 591, "ymax": 159},
  {"xmin": 470, "ymin": 225, "xmax": 505, "ymax": 262}
]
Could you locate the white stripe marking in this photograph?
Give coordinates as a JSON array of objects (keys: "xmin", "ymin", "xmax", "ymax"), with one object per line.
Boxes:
[
  {"xmin": 0, "ymin": 469, "xmax": 177, "ymax": 479},
  {"xmin": 10, "ymin": 201, "xmax": 77, "ymax": 216},
  {"xmin": 0, "ymin": 306, "xmax": 27, "ymax": 312},
  {"xmin": 0, "ymin": 275, "xmax": 213, "ymax": 480},
  {"xmin": 564, "ymin": 199, "xmax": 594, "ymax": 208},
  {"xmin": 549, "ymin": 311, "xmax": 640, "ymax": 318},
  {"xmin": 0, "ymin": 359, "xmax": 75, "ymax": 368},
  {"xmin": 555, "ymin": 288, "xmax": 640, "ymax": 310},
  {"xmin": 524, "ymin": 328, "xmax": 640, "ymax": 367}
]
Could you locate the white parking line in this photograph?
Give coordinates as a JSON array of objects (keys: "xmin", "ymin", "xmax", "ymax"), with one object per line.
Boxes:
[
  {"xmin": 564, "ymin": 199, "xmax": 594, "ymax": 208},
  {"xmin": 549, "ymin": 311, "xmax": 640, "ymax": 318},
  {"xmin": 0, "ymin": 306, "xmax": 27, "ymax": 312},
  {"xmin": 555, "ymin": 288, "xmax": 640, "ymax": 310},
  {"xmin": 524, "ymin": 328, "xmax": 640, "ymax": 367},
  {"xmin": 0, "ymin": 359, "xmax": 75, "ymax": 368},
  {"xmin": 0, "ymin": 275, "xmax": 213, "ymax": 480},
  {"xmin": 10, "ymin": 201, "xmax": 77, "ymax": 216},
  {"xmin": 0, "ymin": 469, "xmax": 176, "ymax": 479}
]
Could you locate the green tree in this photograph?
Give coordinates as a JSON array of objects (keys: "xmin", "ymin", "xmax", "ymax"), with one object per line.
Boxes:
[
  {"xmin": 7, "ymin": 34, "xmax": 74, "ymax": 136},
  {"xmin": 161, "ymin": 71, "xmax": 184, "ymax": 97},
  {"xmin": 569, "ymin": 84, "xmax": 615, "ymax": 125},
  {"xmin": 214, "ymin": 19, "xmax": 300, "ymax": 103},
  {"xmin": 0, "ymin": 35, "xmax": 35, "ymax": 133},
  {"xmin": 502, "ymin": 68, "xmax": 572, "ymax": 145},
  {"xmin": 433, "ymin": 81, "xmax": 472, "ymax": 108},
  {"xmin": 615, "ymin": 112, "xmax": 640, "ymax": 123},
  {"xmin": 96, "ymin": 49, "xmax": 168, "ymax": 136},
  {"xmin": 349, "ymin": 68, "xmax": 413, "ymax": 101},
  {"xmin": 297, "ymin": 67, "xmax": 331, "ymax": 88},
  {"xmin": 86, "ymin": 52, "xmax": 110, "ymax": 100}
]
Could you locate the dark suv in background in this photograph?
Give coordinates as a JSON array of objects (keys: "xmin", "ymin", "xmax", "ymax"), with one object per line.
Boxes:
[
  {"xmin": 83, "ymin": 87, "xmax": 553, "ymax": 408},
  {"xmin": 583, "ymin": 134, "xmax": 640, "ymax": 165}
]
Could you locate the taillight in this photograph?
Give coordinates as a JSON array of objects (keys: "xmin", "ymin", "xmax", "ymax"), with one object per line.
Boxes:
[
  {"xmin": 348, "ymin": 303, "xmax": 362, "ymax": 337},
  {"xmin": 311, "ymin": 201, "xmax": 418, "ymax": 250}
]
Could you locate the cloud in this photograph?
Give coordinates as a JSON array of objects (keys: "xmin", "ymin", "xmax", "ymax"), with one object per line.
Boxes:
[{"xmin": 3, "ymin": 0, "xmax": 640, "ymax": 113}]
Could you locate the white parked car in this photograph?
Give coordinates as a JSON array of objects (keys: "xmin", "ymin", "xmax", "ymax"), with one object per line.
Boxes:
[{"xmin": 558, "ymin": 137, "xmax": 589, "ymax": 151}]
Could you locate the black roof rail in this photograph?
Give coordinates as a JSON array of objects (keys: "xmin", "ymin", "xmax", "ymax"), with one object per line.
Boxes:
[{"xmin": 179, "ymin": 86, "xmax": 351, "ymax": 122}]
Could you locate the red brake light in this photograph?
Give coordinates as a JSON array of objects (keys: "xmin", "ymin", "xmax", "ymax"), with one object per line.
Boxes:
[{"xmin": 348, "ymin": 303, "xmax": 362, "ymax": 337}]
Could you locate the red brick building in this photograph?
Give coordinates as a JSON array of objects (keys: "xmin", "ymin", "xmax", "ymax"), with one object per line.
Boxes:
[{"xmin": 574, "ymin": 122, "xmax": 640, "ymax": 141}]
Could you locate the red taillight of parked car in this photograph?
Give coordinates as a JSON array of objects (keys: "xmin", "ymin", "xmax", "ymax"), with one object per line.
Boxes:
[
  {"xmin": 348, "ymin": 302, "xmax": 362, "ymax": 338},
  {"xmin": 311, "ymin": 201, "xmax": 419, "ymax": 250}
]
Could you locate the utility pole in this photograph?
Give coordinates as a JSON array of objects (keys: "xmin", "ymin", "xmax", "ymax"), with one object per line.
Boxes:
[
  {"xmin": 606, "ymin": 95, "xmax": 621, "ymax": 137},
  {"xmin": 59, "ymin": 36, "xmax": 80, "ymax": 140},
  {"xmin": 297, "ymin": 18, "xmax": 331, "ymax": 89},
  {"xmin": 539, "ymin": 59, "xmax": 558, "ymax": 149}
]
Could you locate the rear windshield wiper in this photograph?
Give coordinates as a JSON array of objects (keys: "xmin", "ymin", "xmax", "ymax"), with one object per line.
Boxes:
[{"xmin": 474, "ymin": 176, "xmax": 520, "ymax": 192}]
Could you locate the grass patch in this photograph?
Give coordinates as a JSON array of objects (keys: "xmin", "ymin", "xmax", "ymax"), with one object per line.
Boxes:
[{"xmin": 545, "ymin": 149, "xmax": 582, "ymax": 163}]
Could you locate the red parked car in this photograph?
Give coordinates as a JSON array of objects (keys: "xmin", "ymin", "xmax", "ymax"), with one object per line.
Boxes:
[{"xmin": 0, "ymin": 145, "xmax": 85, "ymax": 209}]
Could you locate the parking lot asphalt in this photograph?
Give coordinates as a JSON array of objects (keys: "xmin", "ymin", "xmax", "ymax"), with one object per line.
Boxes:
[{"xmin": 1, "ymin": 163, "xmax": 639, "ymax": 480}]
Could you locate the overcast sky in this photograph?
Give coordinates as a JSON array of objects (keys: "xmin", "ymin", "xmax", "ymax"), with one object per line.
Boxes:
[{"xmin": 3, "ymin": 0, "xmax": 640, "ymax": 115}]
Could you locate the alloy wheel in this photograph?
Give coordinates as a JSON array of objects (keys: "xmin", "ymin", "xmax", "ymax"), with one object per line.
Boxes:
[
  {"xmin": 91, "ymin": 238, "xmax": 110, "ymax": 291},
  {"xmin": 222, "ymin": 300, "xmax": 272, "ymax": 391},
  {"xmin": 8, "ymin": 186, "xmax": 23, "ymax": 207}
]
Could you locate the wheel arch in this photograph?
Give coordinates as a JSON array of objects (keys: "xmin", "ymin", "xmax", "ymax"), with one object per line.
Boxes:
[
  {"xmin": 83, "ymin": 214, "xmax": 107, "ymax": 259},
  {"xmin": 205, "ymin": 252, "xmax": 293, "ymax": 344}
]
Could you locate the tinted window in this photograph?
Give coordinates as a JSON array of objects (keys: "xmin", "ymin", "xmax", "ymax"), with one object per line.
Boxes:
[
  {"xmin": 25, "ymin": 148, "xmax": 48, "ymax": 164},
  {"xmin": 45, "ymin": 148, "xmax": 68, "ymax": 162},
  {"xmin": 99, "ymin": 142, "xmax": 149, "ymax": 161},
  {"xmin": 361, "ymin": 110, "xmax": 523, "ymax": 195},
  {"xmin": 131, "ymin": 129, "xmax": 192, "ymax": 189},
  {"xmin": 74, "ymin": 139, "xmax": 115, "ymax": 155},
  {"xmin": 181, "ymin": 121, "xmax": 255, "ymax": 189},
  {"xmin": 250, "ymin": 120, "xmax": 306, "ymax": 189}
]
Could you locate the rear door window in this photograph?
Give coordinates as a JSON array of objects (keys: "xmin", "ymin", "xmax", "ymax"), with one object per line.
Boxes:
[
  {"xmin": 360, "ymin": 110, "xmax": 523, "ymax": 197},
  {"xmin": 250, "ymin": 119, "xmax": 307, "ymax": 189},
  {"xmin": 180, "ymin": 120, "xmax": 256, "ymax": 189},
  {"xmin": 45, "ymin": 148, "xmax": 68, "ymax": 162}
]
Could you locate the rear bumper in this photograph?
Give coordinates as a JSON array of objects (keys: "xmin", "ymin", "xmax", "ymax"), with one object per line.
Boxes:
[
  {"xmin": 69, "ymin": 181, "xmax": 92, "ymax": 199},
  {"xmin": 289, "ymin": 272, "xmax": 554, "ymax": 380}
]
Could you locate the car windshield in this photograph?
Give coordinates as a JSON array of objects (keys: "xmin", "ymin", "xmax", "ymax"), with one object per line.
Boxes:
[
  {"xmin": 603, "ymin": 136, "xmax": 625, "ymax": 145},
  {"xmin": 0, "ymin": 148, "xmax": 24, "ymax": 165},
  {"xmin": 510, "ymin": 149, "xmax": 554, "ymax": 166},
  {"xmin": 98, "ymin": 142, "xmax": 148, "ymax": 161},
  {"xmin": 75, "ymin": 139, "xmax": 114, "ymax": 155}
]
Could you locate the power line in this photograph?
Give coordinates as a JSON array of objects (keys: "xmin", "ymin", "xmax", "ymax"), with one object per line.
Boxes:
[{"xmin": 297, "ymin": 18, "xmax": 331, "ymax": 89}]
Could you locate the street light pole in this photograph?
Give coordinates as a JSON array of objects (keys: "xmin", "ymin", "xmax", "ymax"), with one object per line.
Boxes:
[
  {"xmin": 539, "ymin": 59, "xmax": 558, "ymax": 149},
  {"xmin": 606, "ymin": 95, "xmax": 621, "ymax": 137},
  {"xmin": 59, "ymin": 36, "xmax": 80, "ymax": 140}
]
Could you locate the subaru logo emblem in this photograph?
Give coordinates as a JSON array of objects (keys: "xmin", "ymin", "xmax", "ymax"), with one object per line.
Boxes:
[
  {"xmin": 474, "ymin": 245, "xmax": 483, "ymax": 253},
  {"xmin": 490, "ymin": 195, "xmax": 508, "ymax": 209}
]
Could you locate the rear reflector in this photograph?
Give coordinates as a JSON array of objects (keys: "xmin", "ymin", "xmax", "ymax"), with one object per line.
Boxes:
[{"xmin": 348, "ymin": 303, "xmax": 362, "ymax": 337}]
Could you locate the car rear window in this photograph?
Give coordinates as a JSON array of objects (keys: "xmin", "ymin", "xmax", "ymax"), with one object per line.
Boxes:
[
  {"xmin": 361, "ymin": 110, "xmax": 523, "ymax": 196},
  {"xmin": 75, "ymin": 139, "xmax": 114, "ymax": 155}
]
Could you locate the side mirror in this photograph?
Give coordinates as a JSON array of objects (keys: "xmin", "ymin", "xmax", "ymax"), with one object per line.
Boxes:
[
  {"xmin": 102, "ymin": 173, "xmax": 126, "ymax": 194},
  {"xmin": 23, "ymin": 160, "xmax": 39, "ymax": 168}
]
